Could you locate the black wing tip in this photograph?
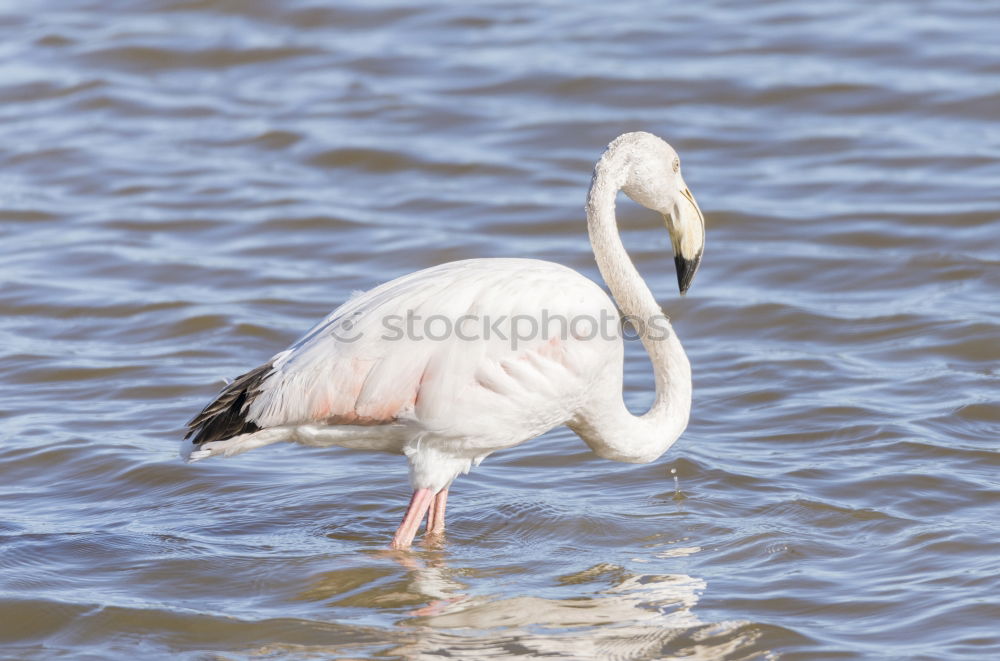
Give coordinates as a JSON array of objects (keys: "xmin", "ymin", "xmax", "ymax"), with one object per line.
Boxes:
[{"xmin": 186, "ymin": 361, "xmax": 273, "ymax": 447}]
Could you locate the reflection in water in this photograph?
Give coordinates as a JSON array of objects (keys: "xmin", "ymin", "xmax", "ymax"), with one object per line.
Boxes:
[
  {"xmin": 288, "ymin": 548, "xmax": 731, "ymax": 659},
  {"xmin": 298, "ymin": 546, "xmax": 761, "ymax": 661}
]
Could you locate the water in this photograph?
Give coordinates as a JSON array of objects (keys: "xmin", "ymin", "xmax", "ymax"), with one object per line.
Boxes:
[{"xmin": 2, "ymin": 1, "xmax": 998, "ymax": 658}]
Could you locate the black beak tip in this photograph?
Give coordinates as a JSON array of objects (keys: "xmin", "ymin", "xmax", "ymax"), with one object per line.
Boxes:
[{"xmin": 674, "ymin": 254, "xmax": 701, "ymax": 295}]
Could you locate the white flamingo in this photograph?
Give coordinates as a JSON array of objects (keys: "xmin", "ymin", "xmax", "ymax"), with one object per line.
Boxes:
[{"xmin": 184, "ymin": 132, "xmax": 705, "ymax": 549}]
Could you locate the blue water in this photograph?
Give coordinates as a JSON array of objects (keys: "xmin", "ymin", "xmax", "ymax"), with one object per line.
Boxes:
[{"xmin": 2, "ymin": 1, "xmax": 998, "ymax": 658}]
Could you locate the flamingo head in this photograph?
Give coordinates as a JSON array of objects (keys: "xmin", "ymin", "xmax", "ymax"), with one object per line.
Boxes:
[{"xmin": 617, "ymin": 132, "xmax": 706, "ymax": 295}]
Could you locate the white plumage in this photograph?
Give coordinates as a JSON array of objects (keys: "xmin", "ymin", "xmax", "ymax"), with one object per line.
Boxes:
[{"xmin": 185, "ymin": 132, "xmax": 705, "ymax": 549}]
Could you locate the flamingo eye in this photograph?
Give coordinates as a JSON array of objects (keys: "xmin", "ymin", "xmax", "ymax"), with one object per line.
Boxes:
[{"xmin": 672, "ymin": 158, "xmax": 680, "ymax": 173}]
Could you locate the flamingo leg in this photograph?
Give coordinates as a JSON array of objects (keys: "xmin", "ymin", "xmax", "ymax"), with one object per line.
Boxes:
[
  {"xmin": 390, "ymin": 488, "xmax": 434, "ymax": 550},
  {"xmin": 426, "ymin": 488, "xmax": 449, "ymax": 536}
]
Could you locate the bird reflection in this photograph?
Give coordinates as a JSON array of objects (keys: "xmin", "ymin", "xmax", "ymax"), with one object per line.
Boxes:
[
  {"xmin": 386, "ymin": 547, "xmax": 473, "ymax": 618},
  {"xmin": 293, "ymin": 545, "xmax": 770, "ymax": 659},
  {"xmin": 366, "ymin": 547, "xmax": 731, "ymax": 660}
]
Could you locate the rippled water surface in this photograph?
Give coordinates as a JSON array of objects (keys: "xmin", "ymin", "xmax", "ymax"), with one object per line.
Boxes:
[{"xmin": 3, "ymin": 1, "xmax": 999, "ymax": 658}]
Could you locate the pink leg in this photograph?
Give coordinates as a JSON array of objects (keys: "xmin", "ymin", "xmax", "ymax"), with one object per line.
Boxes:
[
  {"xmin": 426, "ymin": 488, "xmax": 449, "ymax": 536},
  {"xmin": 390, "ymin": 488, "xmax": 434, "ymax": 550}
]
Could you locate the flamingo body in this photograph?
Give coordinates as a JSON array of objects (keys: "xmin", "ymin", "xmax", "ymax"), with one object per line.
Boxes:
[{"xmin": 185, "ymin": 259, "xmax": 620, "ymax": 492}]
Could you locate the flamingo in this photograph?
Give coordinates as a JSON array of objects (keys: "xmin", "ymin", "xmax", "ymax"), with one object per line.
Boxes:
[{"xmin": 184, "ymin": 131, "xmax": 705, "ymax": 550}]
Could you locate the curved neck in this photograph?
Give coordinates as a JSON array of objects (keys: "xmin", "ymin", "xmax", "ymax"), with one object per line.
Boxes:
[{"xmin": 570, "ymin": 150, "xmax": 691, "ymax": 463}]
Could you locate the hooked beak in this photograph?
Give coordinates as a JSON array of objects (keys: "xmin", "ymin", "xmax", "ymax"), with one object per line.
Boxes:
[
  {"xmin": 665, "ymin": 187, "xmax": 705, "ymax": 295},
  {"xmin": 675, "ymin": 252, "xmax": 701, "ymax": 296}
]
